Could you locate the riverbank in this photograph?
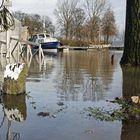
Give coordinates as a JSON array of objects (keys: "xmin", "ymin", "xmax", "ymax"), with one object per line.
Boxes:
[{"xmin": 59, "ymin": 39, "xmax": 123, "ymax": 51}]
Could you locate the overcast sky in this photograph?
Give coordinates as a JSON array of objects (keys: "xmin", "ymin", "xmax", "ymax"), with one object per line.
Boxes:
[{"xmin": 11, "ymin": 0, "xmax": 126, "ymax": 32}]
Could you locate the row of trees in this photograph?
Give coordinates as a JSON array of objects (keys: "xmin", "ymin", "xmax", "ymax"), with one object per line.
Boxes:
[
  {"xmin": 55, "ymin": 0, "xmax": 118, "ymax": 44},
  {"xmin": 13, "ymin": 11, "xmax": 55, "ymax": 36},
  {"xmin": 13, "ymin": 0, "xmax": 117, "ymax": 44}
]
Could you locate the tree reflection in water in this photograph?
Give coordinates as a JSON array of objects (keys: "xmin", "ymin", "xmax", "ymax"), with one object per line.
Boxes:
[
  {"xmin": 0, "ymin": 94, "xmax": 27, "ymax": 140},
  {"xmin": 57, "ymin": 50, "xmax": 119, "ymax": 101},
  {"xmin": 122, "ymin": 67, "xmax": 140, "ymax": 98},
  {"xmin": 121, "ymin": 120, "xmax": 140, "ymax": 140}
]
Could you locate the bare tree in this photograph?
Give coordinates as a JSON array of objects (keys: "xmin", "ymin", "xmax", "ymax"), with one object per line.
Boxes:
[
  {"xmin": 84, "ymin": 0, "xmax": 107, "ymax": 18},
  {"xmin": 23, "ymin": 14, "xmax": 43, "ymax": 36},
  {"xmin": 84, "ymin": 0, "xmax": 108, "ymax": 43},
  {"xmin": 54, "ymin": 0, "xmax": 79, "ymax": 40},
  {"xmin": 101, "ymin": 8, "xmax": 118, "ymax": 44},
  {"xmin": 71, "ymin": 8, "xmax": 85, "ymax": 40},
  {"xmin": 13, "ymin": 11, "xmax": 27, "ymax": 23},
  {"xmin": 43, "ymin": 16, "xmax": 55, "ymax": 35},
  {"xmin": 13, "ymin": 11, "xmax": 55, "ymax": 37}
]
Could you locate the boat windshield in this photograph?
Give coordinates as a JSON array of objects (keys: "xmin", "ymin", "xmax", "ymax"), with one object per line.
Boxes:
[
  {"xmin": 39, "ymin": 34, "xmax": 45, "ymax": 38},
  {"xmin": 46, "ymin": 34, "xmax": 50, "ymax": 37},
  {"xmin": 32, "ymin": 35, "xmax": 37, "ymax": 42}
]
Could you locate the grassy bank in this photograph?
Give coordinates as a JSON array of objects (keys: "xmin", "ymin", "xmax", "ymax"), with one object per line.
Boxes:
[{"xmin": 60, "ymin": 39, "xmax": 103, "ymax": 47}]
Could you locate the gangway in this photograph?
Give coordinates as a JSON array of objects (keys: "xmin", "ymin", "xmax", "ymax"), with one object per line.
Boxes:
[{"xmin": 0, "ymin": 37, "xmax": 45, "ymax": 68}]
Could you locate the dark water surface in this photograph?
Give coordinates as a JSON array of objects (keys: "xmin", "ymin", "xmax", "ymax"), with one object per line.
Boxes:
[{"xmin": 0, "ymin": 50, "xmax": 140, "ymax": 140}]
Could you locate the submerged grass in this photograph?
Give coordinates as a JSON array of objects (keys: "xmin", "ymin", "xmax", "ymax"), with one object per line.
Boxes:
[
  {"xmin": 88, "ymin": 98, "xmax": 140, "ymax": 121},
  {"xmin": 88, "ymin": 107, "xmax": 124, "ymax": 121}
]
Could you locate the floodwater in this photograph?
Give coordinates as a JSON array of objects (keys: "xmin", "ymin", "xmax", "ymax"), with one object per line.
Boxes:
[{"xmin": 0, "ymin": 50, "xmax": 140, "ymax": 140}]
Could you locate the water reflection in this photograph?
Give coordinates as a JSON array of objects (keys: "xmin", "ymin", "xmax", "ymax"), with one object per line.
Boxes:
[
  {"xmin": 2, "ymin": 95, "xmax": 27, "ymax": 121},
  {"xmin": 28, "ymin": 53, "xmax": 55, "ymax": 78},
  {"xmin": 121, "ymin": 120, "xmax": 140, "ymax": 140},
  {"xmin": 122, "ymin": 67, "xmax": 140, "ymax": 98},
  {"xmin": 1, "ymin": 50, "xmax": 132, "ymax": 140},
  {"xmin": 0, "ymin": 95, "xmax": 26, "ymax": 140},
  {"xmin": 121, "ymin": 67, "xmax": 140, "ymax": 140},
  {"xmin": 57, "ymin": 50, "xmax": 119, "ymax": 101}
]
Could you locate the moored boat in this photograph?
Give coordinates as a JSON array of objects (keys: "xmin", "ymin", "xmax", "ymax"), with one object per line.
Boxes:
[{"xmin": 31, "ymin": 33, "xmax": 60, "ymax": 49}]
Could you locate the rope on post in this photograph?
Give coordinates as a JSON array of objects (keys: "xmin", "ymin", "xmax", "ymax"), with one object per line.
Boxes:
[{"xmin": 0, "ymin": 0, "xmax": 15, "ymax": 32}]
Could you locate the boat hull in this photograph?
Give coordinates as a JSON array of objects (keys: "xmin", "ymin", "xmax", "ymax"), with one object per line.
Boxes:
[{"xmin": 33, "ymin": 42, "xmax": 60, "ymax": 49}]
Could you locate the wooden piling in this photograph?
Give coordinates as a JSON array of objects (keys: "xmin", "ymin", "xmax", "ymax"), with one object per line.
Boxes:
[{"xmin": 2, "ymin": 63, "xmax": 28, "ymax": 95}]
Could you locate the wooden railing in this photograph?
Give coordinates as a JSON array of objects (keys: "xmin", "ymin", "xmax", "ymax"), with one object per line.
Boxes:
[{"xmin": 0, "ymin": 37, "xmax": 44, "ymax": 68}]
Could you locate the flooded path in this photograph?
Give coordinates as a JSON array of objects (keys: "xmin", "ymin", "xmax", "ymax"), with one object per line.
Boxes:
[{"xmin": 0, "ymin": 50, "xmax": 140, "ymax": 140}]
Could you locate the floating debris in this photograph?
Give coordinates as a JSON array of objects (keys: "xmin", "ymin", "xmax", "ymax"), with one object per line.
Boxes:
[
  {"xmin": 51, "ymin": 114, "xmax": 57, "ymax": 118},
  {"xmin": 37, "ymin": 112, "xmax": 50, "ymax": 117},
  {"xmin": 33, "ymin": 106, "xmax": 36, "ymax": 110},
  {"xmin": 57, "ymin": 102, "xmax": 64, "ymax": 106},
  {"xmin": 85, "ymin": 129, "xmax": 94, "ymax": 134},
  {"xmin": 30, "ymin": 101, "xmax": 36, "ymax": 105}
]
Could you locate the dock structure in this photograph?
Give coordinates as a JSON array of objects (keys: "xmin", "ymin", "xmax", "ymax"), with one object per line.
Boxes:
[
  {"xmin": 0, "ymin": 1, "xmax": 45, "ymax": 72},
  {"xmin": 58, "ymin": 43, "xmax": 124, "ymax": 51},
  {"xmin": 0, "ymin": 37, "xmax": 45, "ymax": 69},
  {"xmin": 58, "ymin": 44, "xmax": 111, "ymax": 51}
]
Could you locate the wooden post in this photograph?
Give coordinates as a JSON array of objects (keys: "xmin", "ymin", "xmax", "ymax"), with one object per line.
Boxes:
[
  {"xmin": 29, "ymin": 45, "xmax": 33, "ymax": 58},
  {"xmin": 9, "ymin": 38, "xmax": 12, "ymax": 59},
  {"xmin": 6, "ymin": 31, "xmax": 10, "ymax": 58},
  {"xmin": 39, "ymin": 44, "xmax": 41, "ymax": 63},
  {"xmin": 2, "ymin": 63, "xmax": 28, "ymax": 95},
  {"xmin": 19, "ymin": 42, "xmax": 23, "ymax": 57},
  {"xmin": 41, "ymin": 47, "xmax": 44, "ymax": 61},
  {"xmin": 26, "ymin": 45, "xmax": 33, "ymax": 67},
  {"xmin": 5, "ymin": 1, "xmax": 11, "ymax": 58},
  {"xmin": 38, "ymin": 44, "xmax": 45, "ymax": 71},
  {"xmin": 17, "ymin": 42, "xmax": 20, "ymax": 62},
  {"xmin": 27, "ymin": 45, "xmax": 29, "ymax": 63},
  {"xmin": 39, "ymin": 44, "xmax": 42, "ymax": 71},
  {"xmin": 0, "ymin": 43, "xmax": 2, "ymax": 57},
  {"xmin": 3, "ymin": 94, "xmax": 27, "ymax": 121}
]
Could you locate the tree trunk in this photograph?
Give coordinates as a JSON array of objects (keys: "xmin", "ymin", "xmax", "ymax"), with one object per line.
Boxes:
[
  {"xmin": 106, "ymin": 35, "xmax": 109, "ymax": 44},
  {"xmin": 2, "ymin": 64, "xmax": 28, "ymax": 95},
  {"xmin": 121, "ymin": 120, "xmax": 140, "ymax": 140},
  {"xmin": 120, "ymin": 0, "xmax": 140, "ymax": 66},
  {"xmin": 122, "ymin": 67, "xmax": 140, "ymax": 99}
]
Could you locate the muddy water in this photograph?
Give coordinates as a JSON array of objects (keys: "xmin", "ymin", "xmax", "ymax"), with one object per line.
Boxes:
[{"xmin": 0, "ymin": 50, "xmax": 140, "ymax": 140}]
